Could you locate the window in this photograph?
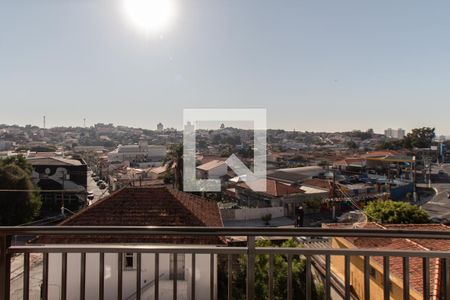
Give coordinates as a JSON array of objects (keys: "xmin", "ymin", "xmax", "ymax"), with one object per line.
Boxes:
[
  {"xmin": 169, "ymin": 254, "xmax": 185, "ymax": 280},
  {"xmin": 370, "ymin": 267, "xmax": 376, "ymax": 278},
  {"xmin": 123, "ymin": 253, "xmax": 136, "ymax": 270}
]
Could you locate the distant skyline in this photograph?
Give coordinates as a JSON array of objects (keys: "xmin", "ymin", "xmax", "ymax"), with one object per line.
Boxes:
[
  {"xmin": 1, "ymin": 1, "xmax": 450, "ymax": 134},
  {"xmin": 2, "ymin": 121, "xmax": 449, "ymax": 138}
]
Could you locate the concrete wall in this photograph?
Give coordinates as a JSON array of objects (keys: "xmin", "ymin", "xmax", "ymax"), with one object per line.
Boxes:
[
  {"xmin": 220, "ymin": 206, "xmax": 284, "ymax": 221},
  {"xmin": 47, "ymin": 251, "xmax": 216, "ymax": 300}
]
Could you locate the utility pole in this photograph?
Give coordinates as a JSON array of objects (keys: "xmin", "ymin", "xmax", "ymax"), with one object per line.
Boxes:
[
  {"xmin": 83, "ymin": 118, "xmax": 86, "ymax": 128},
  {"xmin": 413, "ymin": 156, "xmax": 417, "ymax": 202},
  {"xmin": 43, "ymin": 116, "xmax": 46, "ymax": 129}
]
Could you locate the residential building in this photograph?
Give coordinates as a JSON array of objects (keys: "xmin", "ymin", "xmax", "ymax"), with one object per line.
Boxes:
[
  {"xmin": 196, "ymin": 160, "xmax": 228, "ymax": 179},
  {"xmin": 34, "ymin": 186, "xmax": 224, "ymax": 300},
  {"xmin": 324, "ymin": 222, "xmax": 450, "ymax": 300},
  {"xmin": 0, "ymin": 140, "xmax": 14, "ymax": 151},
  {"xmin": 27, "ymin": 156, "xmax": 88, "ymax": 213},
  {"xmin": 107, "ymin": 140, "xmax": 166, "ymax": 167}
]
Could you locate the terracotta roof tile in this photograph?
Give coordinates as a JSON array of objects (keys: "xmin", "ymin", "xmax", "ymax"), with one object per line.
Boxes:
[{"xmin": 34, "ymin": 186, "xmax": 224, "ymax": 245}]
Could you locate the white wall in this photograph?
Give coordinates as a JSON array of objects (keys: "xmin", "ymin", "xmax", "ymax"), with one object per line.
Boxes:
[
  {"xmin": 221, "ymin": 206, "xmax": 284, "ymax": 221},
  {"xmin": 47, "ymin": 251, "xmax": 216, "ymax": 300}
]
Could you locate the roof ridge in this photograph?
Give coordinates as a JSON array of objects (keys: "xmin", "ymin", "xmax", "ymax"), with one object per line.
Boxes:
[
  {"xmin": 404, "ymin": 238, "xmax": 430, "ymax": 251},
  {"xmin": 167, "ymin": 189, "xmax": 223, "ymax": 227},
  {"xmin": 167, "ymin": 189, "xmax": 209, "ymax": 227}
]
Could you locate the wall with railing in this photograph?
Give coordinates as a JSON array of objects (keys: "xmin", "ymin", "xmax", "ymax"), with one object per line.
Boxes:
[{"xmin": 0, "ymin": 227, "xmax": 449, "ymax": 300}]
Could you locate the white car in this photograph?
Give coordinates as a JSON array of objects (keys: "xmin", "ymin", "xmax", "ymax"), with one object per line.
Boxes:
[{"xmin": 87, "ymin": 191, "xmax": 94, "ymax": 200}]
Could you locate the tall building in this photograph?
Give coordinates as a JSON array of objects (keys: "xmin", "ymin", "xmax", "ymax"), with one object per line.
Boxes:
[
  {"xmin": 384, "ymin": 128, "xmax": 405, "ymax": 139},
  {"xmin": 157, "ymin": 122, "xmax": 164, "ymax": 131}
]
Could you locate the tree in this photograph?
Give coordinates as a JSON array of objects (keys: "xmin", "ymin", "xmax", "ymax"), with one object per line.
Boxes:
[
  {"xmin": 220, "ymin": 239, "xmax": 323, "ymax": 300},
  {"xmin": 346, "ymin": 141, "xmax": 358, "ymax": 149},
  {"xmin": 364, "ymin": 200, "xmax": 430, "ymax": 224},
  {"xmin": 404, "ymin": 127, "xmax": 435, "ymax": 149},
  {"xmin": 0, "ymin": 155, "xmax": 33, "ymax": 174},
  {"xmin": 378, "ymin": 139, "xmax": 404, "ymax": 150},
  {"xmin": 0, "ymin": 159, "xmax": 41, "ymax": 225},
  {"xmin": 163, "ymin": 143, "xmax": 184, "ymax": 190}
]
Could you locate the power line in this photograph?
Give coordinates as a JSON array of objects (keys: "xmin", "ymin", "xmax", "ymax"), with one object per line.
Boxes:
[{"xmin": 0, "ymin": 189, "xmax": 88, "ymax": 193}]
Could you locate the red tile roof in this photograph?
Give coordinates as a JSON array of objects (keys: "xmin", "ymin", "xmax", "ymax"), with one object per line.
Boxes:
[{"xmin": 34, "ymin": 186, "xmax": 224, "ymax": 245}]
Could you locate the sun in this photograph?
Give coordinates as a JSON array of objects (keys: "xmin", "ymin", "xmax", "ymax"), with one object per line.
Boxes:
[{"xmin": 122, "ymin": 0, "xmax": 176, "ymax": 34}]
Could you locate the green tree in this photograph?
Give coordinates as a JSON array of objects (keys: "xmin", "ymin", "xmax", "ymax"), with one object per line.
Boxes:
[
  {"xmin": 163, "ymin": 143, "xmax": 183, "ymax": 190},
  {"xmin": 364, "ymin": 200, "xmax": 430, "ymax": 224},
  {"xmin": 222, "ymin": 239, "xmax": 323, "ymax": 300},
  {"xmin": 0, "ymin": 155, "xmax": 33, "ymax": 174},
  {"xmin": 0, "ymin": 159, "xmax": 41, "ymax": 225},
  {"xmin": 404, "ymin": 127, "xmax": 435, "ymax": 149},
  {"xmin": 378, "ymin": 139, "xmax": 404, "ymax": 150}
]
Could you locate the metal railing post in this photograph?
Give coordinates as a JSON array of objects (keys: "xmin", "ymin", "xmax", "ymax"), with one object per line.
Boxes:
[
  {"xmin": 0, "ymin": 234, "xmax": 11, "ymax": 300},
  {"xmin": 246, "ymin": 236, "xmax": 255, "ymax": 300}
]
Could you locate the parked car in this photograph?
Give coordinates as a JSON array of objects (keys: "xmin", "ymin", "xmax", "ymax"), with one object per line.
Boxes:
[
  {"xmin": 93, "ymin": 176, "xmax": 100, "ymax": 182},
  {"xmin": 439, "ymin": 170, "xmax": 446, "ymax": 175},
  {"xmin": 87, "ymin": 191, "xmax": 94, "ymax": 200},
  {"xmin": 97, "ymin": 180, "xmax": 104, "ymax": 187},
  {"xmin": 447, "ymin": 191, "xmax": 450, "ymax": 199},
  {"xmin": 99, "ymin": 183, "xmax": 107, "ymax": 190}
]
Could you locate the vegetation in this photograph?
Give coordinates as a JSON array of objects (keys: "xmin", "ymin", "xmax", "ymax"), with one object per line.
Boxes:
[
  {"xmin": 163, "ymin": 143, "xmax": 184, "ymax": 190},
  {"xmin": 404, "ymin": 127, "xmax": 435, "ymax": 149},
  {"xmin": 305, "ymin": 198, "xmax": 322, "ymax": 210},
  {"xmin": 17, "ymin": 145, "xmax": 57, "ymax": 152},
  {"xmin": 364, "ymin": 200, "xmax": 430, "ymax": 224},
  {"xmin": 379, "ymin": 127, "xmax": 435, "ymax": 150},
  {"xmin": 351, "ymin": 129, "xmax": 373, "ymax": 140},
  {"xmin": 219, "ymin": 239, "xmax": 323, "ymax": 300},
  {"xmin": 0, "ymin": 156, "xmax": 41, "ymax": 225}
]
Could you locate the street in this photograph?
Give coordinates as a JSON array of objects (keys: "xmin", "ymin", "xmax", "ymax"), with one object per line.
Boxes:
[
  {"xmin": 421, "ymin": 164, "xmax": 450, "ymax": 221},
  {"xmin": 87, "ymin": 170, "xmax": 109, "ymax": 205}
]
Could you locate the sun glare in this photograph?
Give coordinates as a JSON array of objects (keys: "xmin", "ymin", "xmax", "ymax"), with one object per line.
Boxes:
[{"xmin": 122, "ymin": 0, "xmax": 176, "ymax": 34}]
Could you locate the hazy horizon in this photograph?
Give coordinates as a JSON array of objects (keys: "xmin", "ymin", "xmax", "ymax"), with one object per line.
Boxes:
[
  {"xmin": 2, "ymin": 121, "xmax": 448, "ymax": 137},
  {"xmin": 2, "ymin": 0, "xmax": 450, "ymax": 134}
]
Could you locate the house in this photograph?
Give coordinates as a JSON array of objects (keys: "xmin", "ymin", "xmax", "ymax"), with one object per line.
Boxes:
[
  {"xmin": 107, "ymin": 140, "xmax": 166, "ymax": 168},
  {"xmin": 233, "ymin": 178, "xmax": 321, "ymax": 216},
  {"xmin": 33, "ymin": 186, "xmax": 225, "ymax": 300},
  {"xmin": 196, "ymin": 160, "xmax": 227, "ymax": 180},
  {"xmin": 323, "ymin": 222, "xmax": 450, "ymax": 300},
  {"xmin": 333, "ymin": 158, "xmax": 366, "ymax": 173},
  {"xmin": 27, "ymin": 156, "xmax": 88, "ymax": 213}
]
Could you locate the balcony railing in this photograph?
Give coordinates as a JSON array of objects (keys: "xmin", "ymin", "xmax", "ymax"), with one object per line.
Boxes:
[{"xmin": 0, "ymin": 226, "xmax": 449, "ymax": 300}]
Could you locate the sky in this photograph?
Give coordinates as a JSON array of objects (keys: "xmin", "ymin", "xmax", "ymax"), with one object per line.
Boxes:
[{"xmin": 1, "ymin": 0, "xmax": 450, "ymax": 135}]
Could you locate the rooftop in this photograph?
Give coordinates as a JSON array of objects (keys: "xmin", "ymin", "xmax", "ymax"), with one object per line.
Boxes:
[
  {"xmin": 196, "ymin": 159, "xmax": 226, "ymax": 171},
  {"xmin": 27, "ymin": 156, "xmax": 84, "ymax": 166},
  {"xmin": 237, "ymin": 178, "xmax": 304, "ymax": 197},
  {"xmin": 35, "ymin": 186, "xmax": 224, "ymax": 245},
  {"xmin": 325, "ymin": 222, "xmax": 450, "ymax": 297}
]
